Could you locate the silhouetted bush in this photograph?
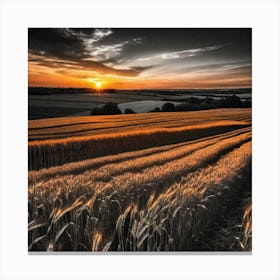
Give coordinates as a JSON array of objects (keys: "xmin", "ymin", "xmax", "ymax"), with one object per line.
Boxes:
[
  {"xmin": 205, "ymin": 97, "xmax": 215, "ymax": 104},
  {"xmin": 102, "ymin": 103, "xmax": 122, "ymax": 115},
  {"xmin": 162, "ymin": 102, "xmax": 175, "ymax": 112},
  {"xmin": 242, "ymin": 100, "xmax": 252, "ymax": 108},
  {"xmin": 188, "ymin": 97, "xmax": 200, "ymax": 105},
  {"xmin": 175, "ymin": 103, "xmax": 196, "ymax": 112},
  {"xmin": 197, "ymin": 102, "xmax": 215, "ymax": 110},
  {"xmin": 149, "ymin": 107, "xmax": 161, "ymax": 113},
  {"xmin": 92, "ymin": 103, "xmax": 122, "ymax": 115},
  {"xmin": 91, "ymin": 107, "xmax": 103, "ymax": 115},
  {"xmin": 221, "ymin": 95, "xmax": 243, "ymax": 108},
  {"xmin": 124, "ymin": 108, "xmax": 135, "ymax": 114}
]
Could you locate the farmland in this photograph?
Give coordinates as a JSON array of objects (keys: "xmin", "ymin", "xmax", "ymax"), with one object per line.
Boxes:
[
  {"xmin": 28, "ymin": 108, "xmax": 252, "ymax": 251},
  {"xmin": 28, "ymin": 91, "xmax": 166, "ymax": 119},
  {"xmin": 28, "ymin": 89, "xmax": 251, "ymax": 119}
]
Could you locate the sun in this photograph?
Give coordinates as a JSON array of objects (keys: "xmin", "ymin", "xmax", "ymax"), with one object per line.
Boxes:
[{"xmin": 95, "ymin": 81, "xmax": 102, "ymax": 89}]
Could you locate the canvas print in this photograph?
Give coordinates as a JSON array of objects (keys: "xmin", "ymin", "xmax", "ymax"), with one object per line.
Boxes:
[{"xmin": 28, "ymin": 28, "xmax": 252, "ymax": 252}]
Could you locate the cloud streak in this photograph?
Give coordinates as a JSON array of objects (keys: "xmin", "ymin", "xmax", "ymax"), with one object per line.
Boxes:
[{"xmin": 137, "ymin": 45, "xmax": 224, "ymax": 61}]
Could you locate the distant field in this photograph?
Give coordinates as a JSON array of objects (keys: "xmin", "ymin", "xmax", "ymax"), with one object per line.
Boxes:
[
  {"xmin": 28, "ymin": 90, "xmax": 252, "ymax": 119},
  {"xmin": 28, "ymin": 92, "xmax": 165, "ymax": 119}
]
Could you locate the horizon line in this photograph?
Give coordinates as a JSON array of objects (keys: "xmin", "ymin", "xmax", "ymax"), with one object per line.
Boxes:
[{"xmin": 28, "ymin": 86, "xmax": 252, "ymax": 91}]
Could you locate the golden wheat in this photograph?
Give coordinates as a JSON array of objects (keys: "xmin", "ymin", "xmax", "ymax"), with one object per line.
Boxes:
[
  {"xmin": 28, "ymin": 134, "xmax": 251, "ymax": 251},
  {"xmin": 29, "ymin": 126, "xmax": 250, "ymax": 184},
  {"xmin": 29, "ymin": 120, "xmax": 249, "ymax": 170}
]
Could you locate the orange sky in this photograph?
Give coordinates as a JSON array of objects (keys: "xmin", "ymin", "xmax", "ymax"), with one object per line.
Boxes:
[
  {"xmin": 28, "ymin": 61, "xmax": 251, "ymax": 89},
  {"xmin": 28, "ymin": 28, "xmax": 252, "ymax": 89}
]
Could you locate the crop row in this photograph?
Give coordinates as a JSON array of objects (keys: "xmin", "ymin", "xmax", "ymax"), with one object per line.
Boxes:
[
  {"xmin": 29, "ymin": 131, "xmax": 251, "ymax": 198},
  {"xmin": 29, "ymin": 108, "xmax": 251, "ymax": 140},
  {"xmin": 28, "ymin": 121, "xmax": 249, "ymax": 170},
  {"xmin": 29, "ymin": 127, "xmax": 250, "ymax": 184},
  {"xmin": 29, "ymin": 108, "xmax": 251, "ymax": 130},
  {"xmin": 28, "ymin": 135, "xmax": 251, "ymax": 251}
]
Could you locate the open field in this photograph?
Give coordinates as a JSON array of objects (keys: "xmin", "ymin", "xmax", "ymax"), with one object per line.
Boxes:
[
  {"xmin": 28, "ymin": 92, "xmax": 165, "ymax": 119},
  {"xmin": 28, "ymin": 109, "xmax": 251, "ymax": 170},
  {"xmin": 28, "ymin": 90, "xmax": 251, "ymax": 119},
  {"xmin": 28, "ymin": 108, "xmax": 252, "ymax": 251},
  {"xmin": 29, "ymin": 108, "xmax": 251, "ymax": 140}
]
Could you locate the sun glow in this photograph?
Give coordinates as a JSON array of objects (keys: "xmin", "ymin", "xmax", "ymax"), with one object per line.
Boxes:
[{"xmin": 95, "ymin": 81, "xmax": 102, "ymax": 89}]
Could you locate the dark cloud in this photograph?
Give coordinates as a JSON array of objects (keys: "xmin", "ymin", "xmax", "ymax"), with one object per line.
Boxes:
[
  {"xmin": 28, "ymin": 28, "xmax": 146, "ymax": 77},
  {"xmin": 28, "ymin": 28, "xmax": 251, "ymax": 87},
  {"xmin": 29, "ymin": 28, "xmax": 88, "ymax": 60},
  {"xmin": 103, "ymin": 28, "xmax": 251, "ymax": 60}
]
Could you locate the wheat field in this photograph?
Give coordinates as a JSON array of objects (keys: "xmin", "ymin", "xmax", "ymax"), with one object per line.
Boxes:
[{"xmin": 28, "ymin": 108, "xmax": 252, "ymax": 251}]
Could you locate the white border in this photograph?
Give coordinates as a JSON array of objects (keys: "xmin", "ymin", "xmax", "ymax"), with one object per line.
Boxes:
[{"xmin": 1, "ymin": 0, "xmax": 280, "ymax": 279}]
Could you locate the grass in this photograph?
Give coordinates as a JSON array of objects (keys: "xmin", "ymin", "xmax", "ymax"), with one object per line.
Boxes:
[
  {"xmin": 29, "ymin": 119, "xmax": 249, "ymax": 170},
  {"xmin": 29, "ymin": 127, "xmax": 250, "ymax": 184},
  {"xmin": 29, "ymin": 108, "xmax": 251, "ymax": 140},
  {"xmin": 28, "ymin": 129, "xmax": 252, "ymax": 251},
  {"xmin": 28, "ymin": 109, "xmax": 252, "ymax": 251},
  {"xmin": 239, "ymin": 199, "xmax": 252, "ymax": 250}
]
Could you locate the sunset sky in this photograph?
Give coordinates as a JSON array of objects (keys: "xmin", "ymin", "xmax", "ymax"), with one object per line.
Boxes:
[{"xmin": 28, "ymin": 28, "xmax": 251, "ymax": 89}]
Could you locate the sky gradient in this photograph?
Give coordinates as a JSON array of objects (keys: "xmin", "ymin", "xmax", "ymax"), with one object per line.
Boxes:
[{"xmin": 28, "ymin": 28, "xmax": 252, "ymax": 89}]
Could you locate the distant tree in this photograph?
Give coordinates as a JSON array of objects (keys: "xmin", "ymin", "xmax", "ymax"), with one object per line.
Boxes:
[
  {"xmin": 101, "ymin": 103, "xmax": 122, "ymax": 115},
  {"xmin": 222, "ymin": 94, "xmax": 243, "ymax": 108},
  {"xmin": 162, "ymin": 102, "xmax": 175, "ymax": 112},
  {"xmin": 91, "ymin": 107, "xmax": 103, "ymax": 115},
  {"xmin": 205, "ymin": 97, "xmax": 215, "ymax": 104},
  {"xmin": 188, "ymin": 97, "xmax": 200, "ymax": 105},
  {"xmin": 213, "ymin": 99, "xmax": 224, "ymax": 108},
  {"xmin": 124, "ymin": 108, "xmax": 135, "ymax": 114},
  {"xmin": 242, "ymin": 100, "xmax": 252, "ymax": 108},
  {"xmin": 196, "ymin": 102, "xmax": 213, "ymax": 110},
  {"xmin": 175, "ymin": 103, "xmax": 195, "ymax": 112},
  {"xmin": 92, "ymin": 102, "xmax": 122, "ymax": 115},
  {"xmin": 149, "ymin": 107, "xmax": 161, "ymax": 113}
]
